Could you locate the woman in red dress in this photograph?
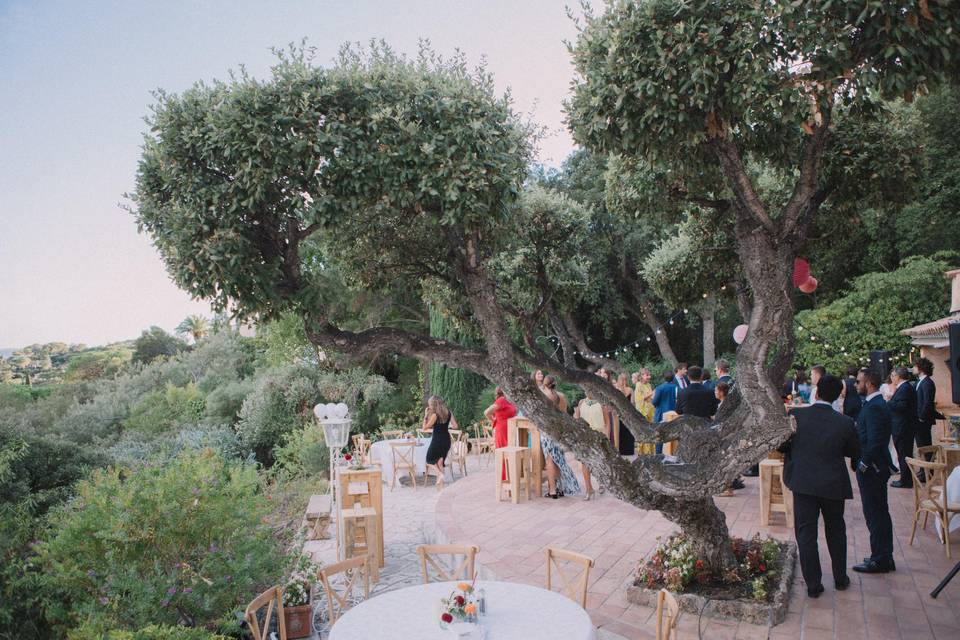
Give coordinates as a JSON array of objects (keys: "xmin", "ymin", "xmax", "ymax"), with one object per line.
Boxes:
[{"xmin": 484, "ymin": 386, "xmax": 517, "ymax": 479}]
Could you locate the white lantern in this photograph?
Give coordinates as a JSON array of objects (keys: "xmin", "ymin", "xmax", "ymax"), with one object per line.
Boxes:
[{"xmin": 314, "ymin": 402, "xmax": 352, "ymax": 449}]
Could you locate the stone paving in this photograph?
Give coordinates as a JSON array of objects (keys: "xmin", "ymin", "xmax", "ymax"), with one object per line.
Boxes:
[
  {"xmin": 432, "ymin": 455, "xmax": 960, "ymax": 640},
  {"xmin": 317, "ymin": 451, "xmax": 960, "ymax": 639}
]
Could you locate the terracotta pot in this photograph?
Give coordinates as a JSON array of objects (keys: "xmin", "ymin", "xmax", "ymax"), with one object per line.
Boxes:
[{"xmin": 284, "ymin": 603, "xmax": 313, "ymax": 639}]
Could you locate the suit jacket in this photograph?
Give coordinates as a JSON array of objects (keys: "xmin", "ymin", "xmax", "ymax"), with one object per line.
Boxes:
[
  {"xmin": 652, "ymin": 382, "xmax": 677, "ymax": 421},
  {"xmin": 781, "ymin": 404, "xmax": 860, "ymax": 500},
  {"xmin": 842, "ymin": 377, "xmax": 862, "ymax": 420},
  {"xmin": 675, "ymin": 375, "xmax": 689, "ymax": 390},
  {"xmin": 916, "ymin": 376, "xmax": 938, "ymax": 427},
  {"xmin": 855, "ymin": 395, "xmax": 894, "ymax": 477},
  {"xmin": 676, "ymin": 382, "xmax": 719, "ymax": 418},
  {"xmin": 716, "ymin": 375, "xmax": 733, "ymax": 386},
  {"xmin": 887, "ymin": 381, "xmax": 918, "ymax": 437}
]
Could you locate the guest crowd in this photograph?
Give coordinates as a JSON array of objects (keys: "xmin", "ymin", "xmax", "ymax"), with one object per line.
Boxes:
[{"xmin": 419, "ymin": 352, "xmax": 944, "ymax": 600}]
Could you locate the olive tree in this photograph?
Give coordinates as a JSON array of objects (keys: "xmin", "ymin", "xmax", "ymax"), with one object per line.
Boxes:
[
  {"xmin": 564, "ymin": 0, "xmax": 960, "ymax": 564},
  {"xmin": 132, "ymin": 1, "xmax": 960, "ymax": 571}
]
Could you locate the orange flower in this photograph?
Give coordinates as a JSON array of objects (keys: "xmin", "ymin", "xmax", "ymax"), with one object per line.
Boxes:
[
  {"xmin": 464, "ymin": 603, "xmax": 477, "ymax": 615},
  {"xmin": 457, "ymin": 582, "xmax": 471, "ymax": 592}
]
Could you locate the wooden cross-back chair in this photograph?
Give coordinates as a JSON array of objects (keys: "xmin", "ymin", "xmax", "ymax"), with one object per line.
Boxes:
[
  {"xmin": 416, "ymin": 544, "xmax": 480, "ymax": 583},
  {"xmin": 416, "ymin": 428, "xmax": 431, "ymax": 440},
  {"xmin": 545, "ymin": 547, "xmax": 595, "ymax": 609},
  {"xmin": 917, "ymin": 444, "xmax": 945, "ymax": 463},
  {"xmin": 655, "ymin": 588, "xmax": 680, "ymax": 640},
  {"xmin": 381, "ymin": 429, "xmax": 406, "ymax": 440},
  {"xmin": 317, "ymin": 555, "xmax": 370, "ymax": 628},
  {"xmin": 244, "ymin": 586, "xmax": 287, "ymax": 640},
  {"xmin": 390, "ymin": 440, "xmax": 418, "ymax": 490},
  {"xmin": 906, "ymin": 457, "xmax": 959, "ymax": 557},
  {"xmin": 450, "ymin": 431, "xmax": 469, "ymax": 478},
  {"xmin": 470, "ymin": 424, "xmax": 495, "ymax": 467}
]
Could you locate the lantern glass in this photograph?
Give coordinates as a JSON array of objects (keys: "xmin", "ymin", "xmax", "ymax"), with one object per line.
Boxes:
[{"xmin": 321, "ymin": 420, "xmax": 351, "ymax": 449}]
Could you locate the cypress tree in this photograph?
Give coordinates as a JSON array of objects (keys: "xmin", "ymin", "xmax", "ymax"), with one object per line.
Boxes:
[{"xmin": 427, "ymin": 306, "xmax": 487, "ymax": 426}]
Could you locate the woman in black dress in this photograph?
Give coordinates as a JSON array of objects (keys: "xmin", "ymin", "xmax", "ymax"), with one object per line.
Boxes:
[{"xmin": 423, "ymin": 395, "xmax": 458, "ymax": 488}]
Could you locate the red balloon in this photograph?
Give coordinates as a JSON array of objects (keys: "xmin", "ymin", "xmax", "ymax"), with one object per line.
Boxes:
[
  {"xmin": 793, "ymin": 258, "xmax": 810, "ymax": 288},
  {"xmin": 799, "ymin": 276, "xmax": 818, "ymax": 294}
]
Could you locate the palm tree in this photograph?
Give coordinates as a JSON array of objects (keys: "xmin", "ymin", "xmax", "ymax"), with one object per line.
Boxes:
[{"xmin": 175, "ymin": 315, "xmax": 210, "ymax": 343}]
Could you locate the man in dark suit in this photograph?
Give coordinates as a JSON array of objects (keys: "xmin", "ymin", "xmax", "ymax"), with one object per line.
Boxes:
[
  {"xmin": 676, "ymin": 366, "xmax": 718, "ymax": 418},
  {"xmin": 888, "ymin": 367, "xmax": 918, "ymax": 489},
  {"xmin": 913, "ymin": 357, "xmax": 939, "ymax": 454},
  {"xmin": 852, "ymin": 368, "xmax": 896, "ymax": 574},
  {"xmin": 714, "ymin": 359, "xmax": 733, "ymax": 386},
  {"xmin": 674, "ymin": 362, "xmax": 689, "ymax": 390},
  {"xmin": 842, "ymin": 365, "xmax": 862, "ymax": 420},
  {"xmin": 780, "ymin": 375, "xmax": 859, "ymax": 597}
]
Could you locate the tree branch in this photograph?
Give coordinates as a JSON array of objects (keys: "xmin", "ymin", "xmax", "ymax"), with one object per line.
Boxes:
[
  {"xmin": 711, "ymin": 136, "xmax": 777, "ymax": 234},
  {"xmin": 780, "ymin": 111, "xmax": 832, "ymax": 240}
]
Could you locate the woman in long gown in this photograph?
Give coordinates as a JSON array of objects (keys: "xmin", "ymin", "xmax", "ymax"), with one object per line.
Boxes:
[
  {"xmin": 484, "ymin": 386, "xmax": 516, "ymax": 480},
  {"xmin": 575, "ymin": 391, "xmax": 606, "ymax": 500},
  {"xmin": 424, "ymin": 395, "xmax": 458, "ymax": 488},
  {"xmin": 539, "ymin": 375, "xmax": 581, "ymax": 499}
]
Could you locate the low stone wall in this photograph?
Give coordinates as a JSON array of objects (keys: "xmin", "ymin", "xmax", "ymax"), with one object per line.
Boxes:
[{"xmin": 626, "ymin": 542, "xmax": 797, "ymax": 627}]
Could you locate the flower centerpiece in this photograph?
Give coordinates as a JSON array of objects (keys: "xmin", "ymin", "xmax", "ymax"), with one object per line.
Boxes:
[
  {"xmin": 438, "ymin": 582, "xmax": 479, "ymax": 629},
  {"xmin": 282, "ymin": 556, "xmax": 318, "ymax": 639},
  {"xmin": 342, "ymin": 452, "xmax": 367, "ymax": 471}
]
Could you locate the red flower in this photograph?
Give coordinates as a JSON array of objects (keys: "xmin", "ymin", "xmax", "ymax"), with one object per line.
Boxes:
[
  {"xmin": 454, "ymin": 595, "xmax": 465, "ymax": 606},
  {"xmin": 441, "ymin": 613, "xmax": 453, "ymax": 623},
  {"xmin": 759, "ymin": 563, "xmax": 766, "ymax": 572},
  {"xmin": 694, "ymin": 559, "xmax": 705, "ymax": 570},
  {"xmin": 344, "ymin": 454, "xmax": 353, "ymax": 461}
]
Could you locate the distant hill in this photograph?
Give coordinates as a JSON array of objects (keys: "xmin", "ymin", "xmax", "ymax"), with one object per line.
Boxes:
[{"xmin": 0, "ymin": 348, "xmax": 15, "ymax": 358}]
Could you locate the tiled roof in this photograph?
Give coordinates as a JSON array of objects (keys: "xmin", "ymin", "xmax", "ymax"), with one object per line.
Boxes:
[{"xmin": 901, "ymin": 313, "xmax": 960, "ymax": 337}]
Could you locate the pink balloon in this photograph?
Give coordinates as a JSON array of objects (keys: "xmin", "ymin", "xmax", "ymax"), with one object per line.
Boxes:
[
  {"xmin": 793, "ymin": 258, "xmax": 810, "ymax": 288},
  {"xmin": 733, "ymin": 324, "xmax": 749, "ymax": 344},
  {"xmin": 799, "ymin": 276, "xmax": 818, "ymax": 294}
]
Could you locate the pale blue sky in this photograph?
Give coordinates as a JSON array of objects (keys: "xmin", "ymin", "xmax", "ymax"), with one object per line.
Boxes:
[{"xmin": 0, "ymin": 0, "xmax": 583, "ymax": 347}]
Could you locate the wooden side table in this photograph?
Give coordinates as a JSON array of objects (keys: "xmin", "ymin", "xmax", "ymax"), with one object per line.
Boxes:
[
  {"xmin": 336, "ymin": 467, "xmax": 384, "ymax": 568},
  {"xmin": 508, "ymin": 416, "xmax": 543, "ymax": 497},
  {"xmin": 494, "ymin": 446, "xmax": 531, "ymax": 504},
  {"xmin": 759, "ymin": 459, "xmax": 794, "ymax": 527},
  {"xmin": 340, "ymin": 504, "xmax": 381, "ymax": 582}
]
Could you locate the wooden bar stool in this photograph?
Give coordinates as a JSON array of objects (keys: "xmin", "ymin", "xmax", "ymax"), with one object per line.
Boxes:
[
  {"xmin": 494, "ymin": 446, "xmax": 531, "ymax": 504},
  {"xmin": 759, "ymin": 458, "xmax": 794, "ymax": 527},
  {"xmin": 340, "ymin": 504, "xmax": 381, "ymax": 582}
]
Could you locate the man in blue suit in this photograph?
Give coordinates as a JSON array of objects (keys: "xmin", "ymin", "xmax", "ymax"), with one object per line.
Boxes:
[
  {"xmin": 852, "ymin": 368, "xmax": 896, "ymax": 574},
  {"xmin": 888, "ymin": 366, "xmax": 918, "ymax": 489},
  {"xmin": 651, "ymin": 370, "xmax": 678, "ymax": 455}
]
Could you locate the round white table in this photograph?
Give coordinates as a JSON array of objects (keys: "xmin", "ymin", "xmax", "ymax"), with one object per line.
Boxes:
[
  {"xmin": 328, "ymin": 581, "xmax": 596, "ymax": 640},
  {"xmin": 369, "ymin": 438, "xmax": 453, "ymax": 485}
]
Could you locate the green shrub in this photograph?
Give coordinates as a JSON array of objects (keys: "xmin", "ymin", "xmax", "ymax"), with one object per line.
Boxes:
[
  {"xmin": 272, "ymin": 426, "xmax": 329, "ymax": 478},
  {"xmin": 124, "ymin": 383, "xmax": 205, "ymax": 435},
  {"xmin": 795, "ymin": 254, "xmax": 957, "ymax": 371},
  {"xmin": 40, "ymin": 449, "xmax": 282, "ymax": 632},
  {"xmin": 68, "ymin": 624, "xmax": 228, "ymax": 640}
]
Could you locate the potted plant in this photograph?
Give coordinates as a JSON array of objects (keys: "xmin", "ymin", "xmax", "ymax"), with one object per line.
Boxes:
[{"xmin": 282, "ymin": 557, "xmax": 318, "ymax": 639}]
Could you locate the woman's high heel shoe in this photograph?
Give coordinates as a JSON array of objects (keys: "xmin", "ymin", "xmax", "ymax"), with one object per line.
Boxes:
[{"xmin": 583, "ymin": 490, "xmax": 595, "ymax": 501}]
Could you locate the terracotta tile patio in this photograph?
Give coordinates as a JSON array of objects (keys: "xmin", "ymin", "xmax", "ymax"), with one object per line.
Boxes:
[{"xmin": 434, "ymin": 460, "xmax": 960, "ymax": 639}]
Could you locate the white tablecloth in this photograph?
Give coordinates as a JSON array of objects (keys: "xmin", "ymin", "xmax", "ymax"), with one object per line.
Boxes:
[
  {"xmin": 934, "ymin": 467, "xmax": 960, "ymax": 539},
  {"xmin": 328, "ymin": 581, "xmax": 596, "ymax": 640},
  {"xmin": 369, "ymin": 438, "xmax": 452, "ymax": 484}
]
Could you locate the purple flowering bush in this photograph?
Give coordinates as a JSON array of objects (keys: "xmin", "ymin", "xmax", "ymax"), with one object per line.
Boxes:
[{"xmin": 40, "ymin": 449, "xmax": 282, "ymax": 632}]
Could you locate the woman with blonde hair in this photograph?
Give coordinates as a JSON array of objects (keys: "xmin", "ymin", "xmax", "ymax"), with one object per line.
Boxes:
[
  {"xmin": 424, "ymin": 395, "xmax": 458, "ymax": 487},
  {"xmin": 634, "ymin": 368, "xmax": 655, "ymax": 422},
  {"xmin": 539, "ymin": 375, "xmax": 581, "ymax": 499}
]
